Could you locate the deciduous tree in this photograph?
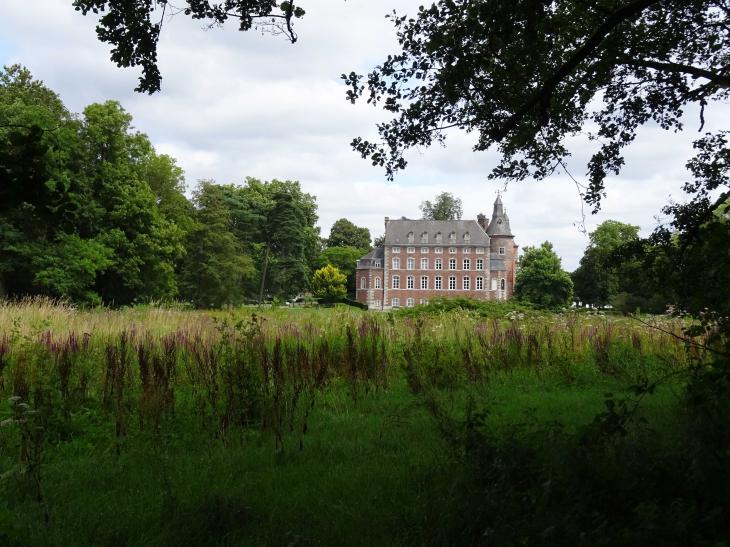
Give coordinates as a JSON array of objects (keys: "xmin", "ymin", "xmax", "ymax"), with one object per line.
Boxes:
[
  {"xmin": 515, "ymin": 242, "xmax": 573, "ymax": 309},
  {"xmin": 419, "ymin": 192, "xmax": 463, "ymax": 221}
]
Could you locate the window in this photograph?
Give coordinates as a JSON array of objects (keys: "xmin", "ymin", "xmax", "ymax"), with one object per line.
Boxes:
[
  {"xmin": 392, "ymin": 298, "xmax": 400, "ymax": 308},
  {"xmin": 373, "ymin": 300, "xmax": 381, "ymax": 308},
  {"xmin": 421, "ymin": 258, "xmax": 428, "ymax": 269},
  {"xmin": 407, "ymin": 232, "xmax": 415, "ymax": 243},
  {"xmin": 419, "ymin": 299, "xmax": 428, "ymax": 305},
  {"xmin": 449, "ymin": 247, "xmax": 457, "ymax": 254},
  {"xmin": 374, "ymin": 277, "xmax": 381, "ymax": 289},
  {"xmin": 435, "ymin": 232, "xmax": 442, "ymax": 243},
  {"xmin": 435, "ymin": 258, "xmax": 442, "ymax": 270},
  {"xmin": 463, "ymin": 277, "xmax": 471, "ymax": 290},
  {"xmin": 476, "ymin": 258, "xmax": 484, "ymax": 270},
  {"xmin": 464, "ymin": 232, "xmax": 471, "ymax": 242},
  {"xmin": 421, "ymin": 276, "xmax": 428, "ymax": 289},
  {"xmin": 501, "ymin": 278, "xmax": 506, "ymax": 290},
  {"xmin": 435, "ymin": 247, "xmax": 443, "ymax": 254},
  {"xmin": 449, "ymin": 232, "xmax": 456, "ymax": 243},
  {"xmin": 476, "ymin": 247, "xmax": 485, "ymax": 254},
  {"xmin": 435, "ymin": 276, "xmax": 442, "ymax": 290},
  {"xmin": 476, "ymin": 277, "xmax": 484, "ymax": 290},
  {"xmin": 463, "ymin": 259, "xmax": 471, "ymax": 270},
  {"xmin": 360, "ymin": 277, "xmax": 367, "ymax": 289},
  {"xmin": 491, "ymin": 278, "xmax": 498, "ymax": 291},
  {"xmin": 407, "ymin": 246, "xmax": 415, "ymax": 253},
  {"xmin": 374, "ymin": 260, "xmax": 381, "ymax": 267},
  {"xmin": 392, "ymin": 257, "xmax": 400, "ymax": 269},
  {"xmin": 421, "ymin": 247, "xmax": 429, "ymax": 253},
  {"xmin": 448, "ymin": 276, "xmax": 456, "ymax": 290},
  {"xmin": 406, "ymin": 297, "xmax": 414, "ymax": 308},
  {"xmin": 420, "ymin": 232, "xmax": 428, "ymax": 243},
  {"xmin": 463, "ymin": 247, "xmax": 471, "ymax": 254},
  {"xmin": 407, "ymin": 257, "xmax": 415, "ymax": 270},
  {"xmin": 392, "ymin": 246, "xmax": 400, "ymax": 253},
  {"xmin": 499, "ymin": 247, "xmax": 506, "ymax": 255},
  {"xmin": 407, "ymin": 275, "xmax": 415, "ymax": 289},
  {"xmin": 392, "ymin": 275, "xmax": 400, "ymax": 289},
  {"xmin": 449, "ymin": 258, "xmax": 456, "ymax": 270}
]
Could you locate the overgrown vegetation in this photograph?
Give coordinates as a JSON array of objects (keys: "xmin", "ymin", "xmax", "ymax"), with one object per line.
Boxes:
[{"xmin": 0, "ymin": 301, "xmax": 725, "ymax": 545}]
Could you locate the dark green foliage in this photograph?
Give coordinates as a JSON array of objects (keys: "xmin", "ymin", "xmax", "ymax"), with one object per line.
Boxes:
[
  {"xmin": 515, "ymin": 242, "xmax": 574, "ymax": 309},
  {"xmin": 72, "ymin": 0, "xmax": 306, "ymax": 93},
  {"xmin": 419, "ymin": 191, "xmax": 463, "ymax": 220},
  {"xmin": 395, "ymin": 296, "xmax": 535, "ymax": 318},
  {"xmin": 326, "ymin": 218, "xmax": 371, "ymax": 250}
]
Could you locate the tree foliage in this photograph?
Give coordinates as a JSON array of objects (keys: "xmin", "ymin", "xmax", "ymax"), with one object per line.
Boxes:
[
  {"xmin": 515, "ymin": 242, "xmax": 574, "ymax": 309},
  {"xmin": 326, "ymin": 218, "xmax": 371, "ymax": 250},
  {"xmin": 345, "ymin": 1, "xmax": 729, "ymax": 211},
  {"xmin": 310, "ymin": 264, "xmax": 347, "ymax": 301},
  {"xmin": 315, "ymin": 246, "xmax": 363, "ymax": 297},
  {"xmin": 72, "ymin": 0, "xmax": 306, "ymax": 93},
  {"xmin": 419, "ymin": 191, "xmax": 463, "ymax": 220}
]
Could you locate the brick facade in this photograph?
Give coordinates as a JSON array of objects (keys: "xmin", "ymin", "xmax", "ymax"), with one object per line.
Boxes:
[{"xmin": 356, "ymin": 197, "xmax": 518, "ymax": 310}]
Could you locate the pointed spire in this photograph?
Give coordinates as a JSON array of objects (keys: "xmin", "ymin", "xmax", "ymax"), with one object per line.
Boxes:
[{"xmin": 486, "ymin": 194, "xmax": 513, "ymax": 237}]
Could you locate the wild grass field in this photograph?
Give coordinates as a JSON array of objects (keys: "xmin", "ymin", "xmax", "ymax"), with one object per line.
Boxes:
[{"xmin": 0, "ymin": 299, "xmax": 725, "ymax": 546}]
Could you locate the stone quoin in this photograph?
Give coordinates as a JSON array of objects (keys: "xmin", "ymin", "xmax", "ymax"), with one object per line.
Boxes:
[{"xmin": 355, "ymin": 196, "xmax": 518, "ymax": 310}]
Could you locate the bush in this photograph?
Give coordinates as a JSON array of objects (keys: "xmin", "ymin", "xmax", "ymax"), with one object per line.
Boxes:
[{"xmin": 395, "ymin": 296, "xmax": 537, "ymax": 318}]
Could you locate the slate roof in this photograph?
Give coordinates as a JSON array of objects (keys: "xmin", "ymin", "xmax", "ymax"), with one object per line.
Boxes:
[
  {"xmin": 356, "ymin": 246, "xmax": 384, "ymax": 269},
  {"xmin": 384, "ymin": 219, "xmax": 490, "ymax": 246},
  {"xmin": 486, "ymin": 195, "xmax": 514, "ymax": 237}
]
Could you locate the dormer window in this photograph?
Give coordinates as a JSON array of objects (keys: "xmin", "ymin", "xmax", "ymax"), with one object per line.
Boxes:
[
  {"xmin": 435, "ymin": 232, "xmax": 442, "ymax": 243},
  {"xmin": 420, "ymin": 232, "xmax": 428, "ymax": 243},
  {"xmin": 407, "ymin": 232, "xmax": 415, "ymax": 243},
  {"xmin": 449, "ymin": 232, "xmax": 456, "ymax": 243},
  {"xmin": 463, "ymin": 232, "xmax": 471, "ymax": 243}
]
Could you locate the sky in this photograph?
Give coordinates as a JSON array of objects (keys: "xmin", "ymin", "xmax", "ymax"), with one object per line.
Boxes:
[{"xmin": 1, "ymin": 0, "xmax": 726, "ymax": 270}]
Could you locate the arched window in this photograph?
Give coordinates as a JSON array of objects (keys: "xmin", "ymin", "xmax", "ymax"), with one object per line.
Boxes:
[
  {"xmin": 361, "ymin": 277, "xmax": 367, "ymax": 289},
  {"xmin": 435, "ymin": 232, "xmax": 442, "ymax": 243},
  {"xmin": 421, "ymin": 232, "xmax": 428, "ymax": 243},
  {"xmin": 374, "ymin": 277, "xmax": 381, "ymax": 289},
  {"xmin": 500, "ymin": 278, "xmax": 506, "ymax": 290},
  {"xmin": 449, "ymin": 232, "xmax": 456, "ymax": 243},
  {"xmin": 407, "ymin": 232, "xmax": 415, "ymax": 243},
  {"xmin": 463, "ymin": 232, "xmax": 471, "ymax": 242}
]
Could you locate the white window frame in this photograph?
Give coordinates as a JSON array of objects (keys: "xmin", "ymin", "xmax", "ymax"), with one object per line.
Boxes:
[
  {"xmin": 374, "ymin": 277, "xmax": 381, "ymax": 289},
  {"xmin": 392, "ymin": 275, "xmax": 400, "ymax": 289},
  {"xmin": 435, "ymin": 233, "xmax": 442, "ymax": 243},
  {"xmin": 407, "ymin": 246, "xmax": 415, "ymax": 253},
  {"xmin": 420, "ymin": 232, "xmax": 428, "ymax": 244},
  {"xmin": 435, "ymin": 247, "xmax": 443, "ymax": 254},
  {"xmin": 360, "ymin": 277, "xmax": 367, "ymax": 289},
  {"xmin": 407, "ymin": 232, "xmax": 414, "ymax": 244},
  {"xmin": 421, "ymin": 276, "xmax": 428, "ymax": 289},
  {"xmin": 501, "ymin": 278, "xmax": 506, "ymax": 290},
  {"xmin": 421, "ymin": 247, "xmax": 429, "ymax": 253},
  {"xmin": 435, "ymin": 258, "xmax": 442, "ymax": 270},
  {"xmin": 392, "ymin": 257, "xmax": 400, "ymax": 269},
  {"xmin": 491, "ymin": 278, "xmax": 498, "ymax": 290},
  {"xmin": 464, "ymin": 233, "xmax": 471, "ymax": 243},
  {"xmin": 463, "ymin": 258, "xmax": 471, "ymax": 270},
  {"xmin": 499, "ymin": 246, "xmax": 506, "ymax": 255},
  {"xmin": 449, "ymin": 232, "xmax": 456, "ymax": 243},
  {"xmin": 407, "ymin": 275, "xmax": 415, "ymax": 289},
  {"xmin": 419, "ymin": 298, "xmax": 428, "ymax": 305},
  {"xmin": 476, "ymin": 276, "xmax": 484, "ymax": 290},
  {"xmin": 476, "ymin": 258, "xmax": 484, "ymax": 270},
  {"xmin": 449, "ymin": 247, "xmax": 457, "ymax": 254},
  {"xmin": 392, "ymin": 246, "xmax": 400, "ymax": 253},
  {"xmin": 463, "ymin": 247, "xmax": 471, "ymax": 254},
  {"xmin": 406, "ymin": 297, "xmax": 414, "ymax": 308},
  {"xmin": 476, "ymin": 247, "xmax": 485, "ymax": 254},
  {"xmin": 392, "ymin": 298, "xmax": 400, "ymax": 308},
  {"xmin": 463, "ymin": 277, "xmax": 471, "ymax": 290},
  {"xmin": 374, "ymin": 260, "xmax": 381, "ymax": 267},
  {"xmin": 448, "ymin": 276, "xmax": 456, "ymax": 290},
  {"xmin": 449, "ymin": 258, "xmax": 457, "ymax": 270},
  {"xmin": 435, "ymin": 276, "xmax": 442, "ymax": 290},
  {"xmin": 421, "ymin": 258, "xmax": 428, "ymax": 269},
  {"xmin": 407, "ymin": 257, "xmax": 415, "ymax": 270}
]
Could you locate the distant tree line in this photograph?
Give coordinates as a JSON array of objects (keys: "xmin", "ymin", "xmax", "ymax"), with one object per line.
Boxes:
[{"xmin": 0, "ymin": 65, "xmax": 373, "ymax": 307}]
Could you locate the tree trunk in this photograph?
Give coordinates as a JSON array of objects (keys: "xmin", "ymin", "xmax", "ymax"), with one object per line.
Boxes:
[{"xmin": 258, "ymin": 246, "xmax": 270, "ymax": 305}]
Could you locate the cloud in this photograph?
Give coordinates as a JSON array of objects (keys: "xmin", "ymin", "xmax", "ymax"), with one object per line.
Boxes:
[{"xmin": 1, "ymin": 0, "xmax": 724, "ymax": 272}]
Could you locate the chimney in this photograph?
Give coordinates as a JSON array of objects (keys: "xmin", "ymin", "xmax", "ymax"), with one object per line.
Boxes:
[
  {"xmin": 477, "ymin": 213, "xmax": 488, "ymax": 231},
  {"xmin": 384, "ymin": 216, "xmax": 389, "ymax": 230}
]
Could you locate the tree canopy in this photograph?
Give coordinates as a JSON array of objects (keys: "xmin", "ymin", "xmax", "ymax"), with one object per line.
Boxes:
[
  {"xmin": 344, "ymin": 1, "xmax": 729, "ymax": 211},
  {"xmin": 72, "ymin": 0, "xmax": 305, "ymax": 93},
  {"xmin": 326, "ymin": 218, "xmax": 371, "ymax": 250},
  {"xmin": 515, "ymin": 242, "xmax": 574, "ymax": 309},
  {"xmin": 419, "ymin": 192, "xmax": 463, "ymax": 221}
]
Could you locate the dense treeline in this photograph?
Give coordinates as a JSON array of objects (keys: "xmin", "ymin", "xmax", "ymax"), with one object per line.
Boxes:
[{"xmin": 0, "ymin": 65, "xmax": 373, "ymax": 307}]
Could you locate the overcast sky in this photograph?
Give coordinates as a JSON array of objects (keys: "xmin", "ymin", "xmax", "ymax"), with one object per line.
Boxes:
[{"xmin": 1, "ymin": 1, "xmax": 726, "ymax": 270}]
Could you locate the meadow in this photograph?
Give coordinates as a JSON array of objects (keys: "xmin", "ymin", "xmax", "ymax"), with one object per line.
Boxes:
[{"xmin": 0, "ymin": 299, "xmax": 723, "ymax": 546}]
